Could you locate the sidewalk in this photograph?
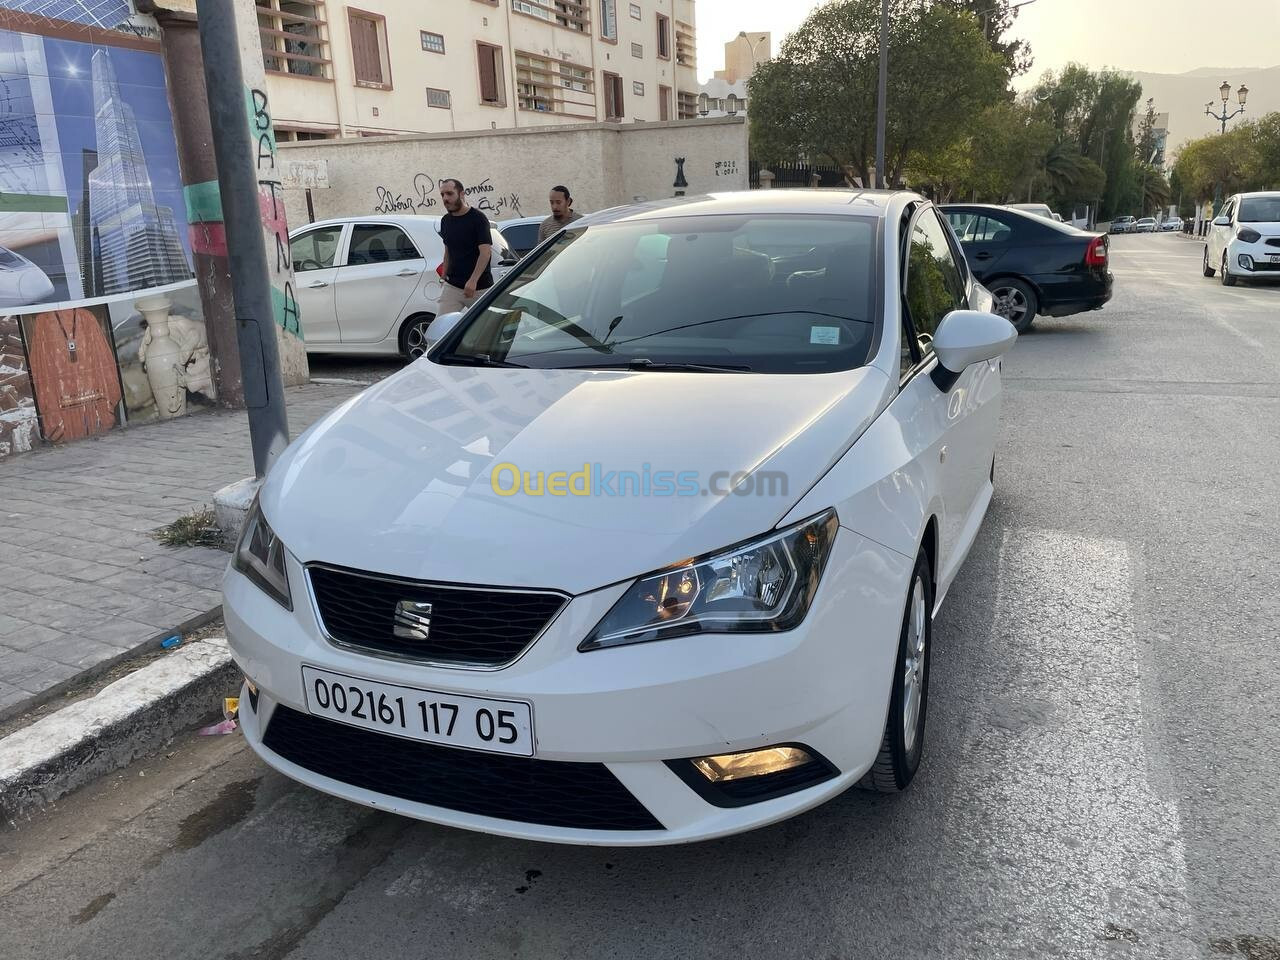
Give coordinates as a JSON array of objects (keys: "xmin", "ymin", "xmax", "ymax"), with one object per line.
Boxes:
[{"xmin": 0, "ymin": 381, "xmax": 363, "ymax": 722}]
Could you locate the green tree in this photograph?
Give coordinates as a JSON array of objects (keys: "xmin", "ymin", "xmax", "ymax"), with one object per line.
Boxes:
[
  {"xmin": 1172, "ymin": 126, "xmax": 1263, "ymax": 200},
  {"xmin": 907, "ymin": 101, "xmax": 1053, "ymax": 202},
  {"xmin": 748, "ymin": 0, "xmax": 1006, "ymax": 185},
  {"xmin": 939, "ymin": 0, "xmax": 1033, "ymax": 77}
]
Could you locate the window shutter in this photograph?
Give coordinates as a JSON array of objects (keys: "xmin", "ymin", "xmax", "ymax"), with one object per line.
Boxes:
[
  {"xmin": 479, "ymin": 45, "xmax": 499, "ymax": 102},
  {"xmin": 350, "ymin": 15, "xmax": 382, "ymax": 85}
]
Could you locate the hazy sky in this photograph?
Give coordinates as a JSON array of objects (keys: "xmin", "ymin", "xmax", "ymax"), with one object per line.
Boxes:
[{"xmin": 695, "ymin": 0, "xmax": 1280, "ymax": 86}]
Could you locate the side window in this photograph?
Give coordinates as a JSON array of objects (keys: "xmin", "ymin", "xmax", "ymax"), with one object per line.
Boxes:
[
  {"xmin": 977, "ymin": 215, "xmax": 1013, "ymax": 243},
  {"xmin": 503, "ymin": 222, "xmax": 540, "ymax": 255},
  {"xmin": 903, "ymin": 210, "xmax": 967, "ymax": 357},
  {"xmin": 289, "ymin": 226, "xmax": 341, "ymax": 272},
  {"xmin": 945, "ymin": 211, "xmax": 979, "ymax": 241},
  {"xmin": 346, "ymin": 224, "xmax": 420, "ymax": 266}
]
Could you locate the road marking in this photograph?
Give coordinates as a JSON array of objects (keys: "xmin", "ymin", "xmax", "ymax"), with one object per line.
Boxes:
[{"xmin": 941, "ymin": 529, "xmax": 1193, "ymax": 955}]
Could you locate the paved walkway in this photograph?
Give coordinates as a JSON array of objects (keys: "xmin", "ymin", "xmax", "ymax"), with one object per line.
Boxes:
[{"xmin": 0, "ymin": 382, "xmax": 363, "ymax": 721}]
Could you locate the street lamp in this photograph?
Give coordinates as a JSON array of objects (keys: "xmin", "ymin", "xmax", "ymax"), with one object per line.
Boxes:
[
  {"xmin": 1205, "ymin": 81, "xmax": 1248, "ymax": 134},
  {"xmin": 976, "ymin": 0, "xmax": 1037, "ymax": 35},
  {"xmin": 1205, "ymin": 81, "xmax": 1250, "ymax": 209}
]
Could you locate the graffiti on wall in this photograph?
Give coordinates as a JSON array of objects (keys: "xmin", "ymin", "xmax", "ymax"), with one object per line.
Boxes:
[
  {"xmin": 246, "ymin": 85, "xmax": 301, "ymax": 338},
  {"xmin": 373, "ymin": 174, "xmax": 523, "ymax": 219}
]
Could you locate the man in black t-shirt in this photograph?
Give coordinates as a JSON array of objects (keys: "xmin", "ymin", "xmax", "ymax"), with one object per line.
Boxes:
[{"xmin": 437, "ymin": 178, "xmax": 493, "ymax": 315}]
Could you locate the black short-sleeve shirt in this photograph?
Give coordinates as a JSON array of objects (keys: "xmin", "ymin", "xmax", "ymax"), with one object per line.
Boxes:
[{"xmin": 439, "ymin": 208, "xmax": 494, "ymax": 290}]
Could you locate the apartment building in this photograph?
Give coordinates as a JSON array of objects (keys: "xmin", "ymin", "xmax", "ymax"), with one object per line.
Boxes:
[
  {"xmin": 697, "ymin": 32, "xmax": 769, "ymax": 119},
  {"xmin": 258, "ymin": 0, "xmax": 699, "ymax": 140}
]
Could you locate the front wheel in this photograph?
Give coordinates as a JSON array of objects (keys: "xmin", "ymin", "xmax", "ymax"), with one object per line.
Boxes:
[
  {"xmin": 1221, "ymin": 252, "xmax": 1237, "ymax": 287},
  {"xmin": 990, "ymin": 278, "xmax": 1038, "ymax": 333},
  {"xmin": 1202, "ymin": 246, "xmax": 1215, "ymax": 277},
  {"xmin": 859, "ymin": 551, "xmax": 934, "ymax": 793}
]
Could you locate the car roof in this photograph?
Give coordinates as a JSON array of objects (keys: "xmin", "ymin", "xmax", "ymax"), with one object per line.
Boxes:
[
  {"xmin": 1235, "ymin": 191, "xmax": 1280, "ymax": 199},
  {"xmin": 574, "ymin": 189, "xmax": 918, "ymax": 228}
]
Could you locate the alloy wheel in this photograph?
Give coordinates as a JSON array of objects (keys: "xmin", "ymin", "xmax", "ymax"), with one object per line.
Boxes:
[
  {"xmin": 902, "ymin": 577, "xmax": 928, "ymax": 754},
  {"xmin": 992, "ymin": 286, "xmax": 1028, "ymax": 325},
  {"xmin": 403, "ymin": 317, "xmax": 434, "ymax": 359}
]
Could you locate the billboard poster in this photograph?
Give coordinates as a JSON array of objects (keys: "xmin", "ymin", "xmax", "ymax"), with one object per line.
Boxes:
[
  {"xmin": 0, "ymin": 26, "xmax": 193, "ymax": 314},
  {"xmin": 0, "ymin": 314, "xmax": 40, "ymax": 458}
]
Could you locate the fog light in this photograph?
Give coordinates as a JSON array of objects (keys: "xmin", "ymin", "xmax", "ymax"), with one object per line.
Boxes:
[
  {"xmin": 244, "ymin": 675, "xmax": 260, "ymax": 713},
  {"xmin": 1239, "ymin": 254, "xmax": 1254, "ymax": 271},
  {"xmin": 693, "ymin": 746, "xmax": 813, "ymax": 782},
  {"xmin": 667, "ymin": 743, "xmax": 839, "ymax": 807}
]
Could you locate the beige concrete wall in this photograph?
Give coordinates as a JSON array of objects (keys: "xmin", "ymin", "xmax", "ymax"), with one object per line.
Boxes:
[{"xmin": 278, "ymin": 116, "xmax": 747, "ymax": 228}]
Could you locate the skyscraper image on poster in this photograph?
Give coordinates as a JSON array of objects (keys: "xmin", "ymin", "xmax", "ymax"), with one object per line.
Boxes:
[{"xmin": 84, "ymin": 47, "xmax": 190, "ymax": 295}]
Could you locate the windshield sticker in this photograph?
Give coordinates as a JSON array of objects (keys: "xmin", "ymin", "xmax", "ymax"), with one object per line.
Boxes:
[{"xmin": 810, "ymin": 326, "xmax": 840, "ymax": 345}]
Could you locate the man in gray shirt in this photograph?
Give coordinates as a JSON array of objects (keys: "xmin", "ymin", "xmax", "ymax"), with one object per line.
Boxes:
[{"xmin": 537, "ymin": 185, "xmax": 583, "ymax": 243}]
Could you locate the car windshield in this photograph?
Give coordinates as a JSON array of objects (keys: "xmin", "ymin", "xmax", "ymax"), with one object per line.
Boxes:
[
  {"xmin": 438, "ymin": 214, "xmax": 879, "ymax": 374},
  {"xmin": 1238, "ymin": 197, "xmax": 1280, "ymax": 222}
]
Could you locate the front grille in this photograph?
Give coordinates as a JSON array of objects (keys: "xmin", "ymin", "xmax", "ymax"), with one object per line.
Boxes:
[
  {"xmin": 1264, "ymin": 238, "xmax": 1280, "ymax": 248},
  {"xmin": 307, "ymin": 564, "xmax": 566, "ymax": 666},
  {"xmin": 1246, "ymin": 260, "xmax": 1280, "ymax": 272},
  {"xmin": 262, "ymin": 706, "xmax": 664, "ymax": 831}
]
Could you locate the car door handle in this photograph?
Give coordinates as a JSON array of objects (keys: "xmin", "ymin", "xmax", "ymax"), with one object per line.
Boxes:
[
  {"xmin": 395, "ymin": 268, "xmax": 419, "ymax": 277},
  {"xmin": 305, "ymin": 281, "xmax": 328, "ymax": 288},
  {"xmin": 974, "ymin": 252, "xmax": 993, "ymax": 261}
]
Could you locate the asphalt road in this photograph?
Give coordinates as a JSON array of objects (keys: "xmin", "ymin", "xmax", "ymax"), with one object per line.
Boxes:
[{"xmin": 3, "ymin": 232, "xmax": 1278, "ymax": 960}]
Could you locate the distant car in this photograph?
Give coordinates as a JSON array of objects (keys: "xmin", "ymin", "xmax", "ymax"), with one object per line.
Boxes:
[
  {"xmin": 1008, "ymin": 202, "xmax": 1055, "ymax": 220},
  {"xmin": 289, "ymin": 215, "xmax": 520, "ymax": 359},
  {"xmin": 1133, "ymin": 218, "xmax": 1158, "ymax": 233},
  {"xmin": 496, "ymin": 216, "xmax": 546, "ymax": 258},
  {"xmin": 1203, "ymin": 191, "xmax": 1280, "ymax": 285},
  {"xmin": 0, "ymin": 244, "xmax": 56, "ymax": 308},
  {"xmin": 943, "ymin": 203, "xmax": 1112, "ymax": 332},
  {"xmin": 1161, "ymin": 217, "xmax": 1184, "ymax": 232},
  {"xmin": 1110, "ymin": 216, "xmax": 1136, "ymax": 234}
]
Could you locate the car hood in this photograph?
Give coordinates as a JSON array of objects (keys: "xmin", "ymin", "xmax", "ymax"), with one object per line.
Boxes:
[{"xmin": 262, "ymin": 360, "xmax": 890, "ymax": 594}]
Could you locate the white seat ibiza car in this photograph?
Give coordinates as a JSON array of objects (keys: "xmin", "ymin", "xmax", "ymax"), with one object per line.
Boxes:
[{"xmin": 225, "ymin": 191, "xmax": 1016, "ymax": 845}]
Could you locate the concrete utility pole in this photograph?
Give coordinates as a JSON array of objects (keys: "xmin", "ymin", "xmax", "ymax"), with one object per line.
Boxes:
[
  {"xmin": 874, "ymin": 0, "xmax": 889, "ymax": 189},
  {"xmin": 196, "ymin": 0, "xmax": 289, "ymax": 477},
  {"xmin": 139, "ymin": 1, "xmax": 244, "ymax": 407}
]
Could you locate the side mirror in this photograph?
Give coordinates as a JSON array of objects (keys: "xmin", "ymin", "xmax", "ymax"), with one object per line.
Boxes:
[
  {"xmin": 423, "ymin": 311, "xmax": 465, "ymax": 353},
  {"xmin": 1213, "ymin": 215, "xmax": 1231, "ymax": 226},
  {"xmin": 933, "ymin": 309, "xmax": 1017, "ymax": 374}
]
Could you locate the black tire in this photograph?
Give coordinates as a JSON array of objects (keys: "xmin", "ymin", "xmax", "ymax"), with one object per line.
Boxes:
[
  {"xmin": 398, "ymin": 313, "xmax": 436, "ymax": 360},
  {"xmin": 990, "ymin": 278, "xmax": 1038, "ymax": 333},
  {"xmin": 1202, "ymin": 246, "xmax": 1215, "ymax": 277},
  {"xmin": 1221, "ymin": 252, "xmax": 1237, "ymax": 287},
  {"xmin": 860, "ymin": 550, "xmax": 934, "ymax": 793}
]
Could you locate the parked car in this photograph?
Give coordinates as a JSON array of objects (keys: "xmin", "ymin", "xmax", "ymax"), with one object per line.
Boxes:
[
  {"xmin": 1110, "ymin": 216, "xmax": 1136, "ymax": 234},
  {"xmin": 289, "ymin": 215, "xmax": 520, "ymax": 359},
  {"xmin": 1161, "ymin": 217, "xmax": 1184, "ymax": 232},
  {"xmin": 942, "ymin": 203, "xmax": 1112, "ymax": 332},
  {"xmin": 0, "ymin": 244, "xmax": 55, "ymax": 308},
  {"xmin": 1008, "ymin": 202, "xmax": 1055, "ymax": 220},
  {"xmin": 1133, "ymin": 217, "xmax": 1158, "ymax": 233},
  {"xmin": 1202, "ymin": 191, "xmax": 1280, "ymax": 286},
  {"xmin": 496, "ymin": 215, "xmax": 546, "ymax": 258},
  {"xmin": 225, "ymin": 190, "xmax": 1016, "ymax": 845}
]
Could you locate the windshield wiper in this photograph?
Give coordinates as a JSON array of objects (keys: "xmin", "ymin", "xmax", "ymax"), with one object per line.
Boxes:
[
  {"xmin": 563, "ymin": 358, "xmax": 752, "ymax": 373},
  {"xmin": 440, "ymin": 354, "xmax": 528, "ymax": 368}
]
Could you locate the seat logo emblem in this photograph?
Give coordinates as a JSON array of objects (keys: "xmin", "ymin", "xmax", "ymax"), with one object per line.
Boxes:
[{"xmin": 393, "ymin": 600, "xmax": 433, "ymax": 640}]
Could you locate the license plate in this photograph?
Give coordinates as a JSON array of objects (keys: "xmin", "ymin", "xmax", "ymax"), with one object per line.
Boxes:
[
  {"xmin": 1269, "ymin": 254, "xmax": 1280, "ymax": 263},
  {"xmin": 302, "ymin": 666, "xmax": 534, "ymax": 756}
]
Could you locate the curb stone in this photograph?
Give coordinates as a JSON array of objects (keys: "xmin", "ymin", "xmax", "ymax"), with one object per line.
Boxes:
[{"xmin": 0, "ymin": 638, "xmax": 239, "ymax": 826}]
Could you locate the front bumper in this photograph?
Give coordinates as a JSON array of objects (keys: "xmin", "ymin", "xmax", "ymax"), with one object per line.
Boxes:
[
  {"xmin": 1228, "ymin": 238, "xmax": 1280, "ymax": 276},
  {"xmin": 225, "ymin": 526, "xmax": 912, "ymax": 845}
]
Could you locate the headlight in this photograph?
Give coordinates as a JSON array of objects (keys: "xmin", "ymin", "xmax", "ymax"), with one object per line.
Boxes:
[
  {"xmin": 1237, "ymin": 227, "xmax": 1262, "ymax": 244},
  {"xmin": 233, "ymin": 497, "xmax": 292, "ymax": 610},
  {"xmin": 580, "ymin": 510, "xmax": 838, "ymax": 651}
]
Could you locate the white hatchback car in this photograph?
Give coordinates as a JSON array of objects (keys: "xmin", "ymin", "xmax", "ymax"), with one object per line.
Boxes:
[
  {"xmin": 225, "ymin": 190, "xmax": 1016, "ymax": 845},
  {"xmin": 1203, "ymin": 191, "xmax": 1280, "ymax": 285},
  {"xmin": 289, "ymin": 215, "xmax": 520, "ymax": 358}
]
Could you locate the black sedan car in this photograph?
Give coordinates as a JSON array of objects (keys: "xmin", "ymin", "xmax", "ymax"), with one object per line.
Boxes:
[{"xmin": 941, "ymin": 204, "xmax": 1113, "ymax": 332}]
